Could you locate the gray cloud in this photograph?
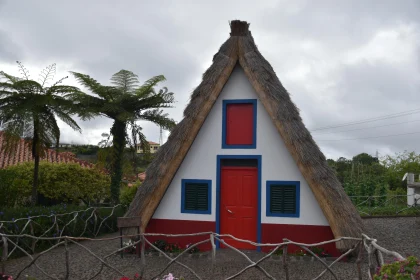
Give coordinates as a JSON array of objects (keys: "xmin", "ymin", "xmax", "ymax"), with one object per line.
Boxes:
[{"xmin": 1, "ymin": 0, "xmax": 420, "ymax": 160}]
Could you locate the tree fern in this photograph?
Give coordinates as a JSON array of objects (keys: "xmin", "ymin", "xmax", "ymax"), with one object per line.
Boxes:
[
  {"xmin": 70, "ymin": 69, "xmax": 176, "ymax": 204},
  {"xmin": 0, "ymin": 62, "xmax": 82, "ymax": 205}
]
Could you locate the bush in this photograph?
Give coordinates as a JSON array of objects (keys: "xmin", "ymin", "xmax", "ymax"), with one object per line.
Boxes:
[
  {"xmin": 374, "ymin": 256, "xmax": 420, "ymax": 279},
  {"xmin": 0, "ymin": 161, "xmax": 110, "ymax": 206},
  {"xmin": 120, "ymin": 181, "xmax": 140, "ymax": 207}
]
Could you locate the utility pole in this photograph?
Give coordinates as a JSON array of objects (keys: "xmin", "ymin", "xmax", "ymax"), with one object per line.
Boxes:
[{"xmin": 159, "ymin": 126, "xmax": 163, "ymax": 145}]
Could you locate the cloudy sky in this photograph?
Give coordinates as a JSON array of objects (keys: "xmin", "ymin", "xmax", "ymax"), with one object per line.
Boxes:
[{"xmin": 1, "ymin": 0, "xmax": 419, "ymax": 160}]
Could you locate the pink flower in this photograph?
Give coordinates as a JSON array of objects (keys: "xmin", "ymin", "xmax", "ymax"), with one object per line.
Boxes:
[{"xmin": 164, "ymin": 273, "xmax": 174, "ymax": 280}]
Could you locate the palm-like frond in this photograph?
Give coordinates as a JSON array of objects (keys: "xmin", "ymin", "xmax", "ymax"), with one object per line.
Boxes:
[
  {"xmin": 46, "ymin": 85, "xmax": 81, "ymax": 95},
  {"xmin": 70, "ymin": 72, "xmax": 117, "ymax": 101},
  {"xmin": 137, "ymin": 109, "xmax": 176, "ymax": 130},
  {"xmin": 53, "ymin": 108, "xmax": 81, "ymax": 132},
  {"xmin": 0, "ymin": 71, "xmax": 21, "ymax": 83},
  {"xmin": 135, "ymin": 75, "xmax": 166, "ymax": 98},
  {"xmin": 1, "ymin": 63, "xmax": 82, "ymax": 152},
  {"xmin": 38, "ymin": 63, "xmax": 56, "ymax": 87},
  {"xmin": 110, "ymin": 70, "xmax": 139, "ymax": 94},
  {"xmin": 17, "ymin": 61, "xmax": 30, "ymax": 80}
]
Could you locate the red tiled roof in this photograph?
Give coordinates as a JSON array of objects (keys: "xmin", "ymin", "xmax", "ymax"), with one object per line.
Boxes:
[
  {"xmin": 0, "ymin": 131, "xmax": 94, "ymax": 169},
  {"xmin": 136, "ymin": 141, "xmax": 159, "ymax": 146}
]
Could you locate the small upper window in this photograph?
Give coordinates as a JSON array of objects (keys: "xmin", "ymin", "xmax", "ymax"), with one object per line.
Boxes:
[
  {"xmin": 222, "ymin": 99, "xmax": 257, "ymax": 149},
  {"xmin": 181, "ymin": 179, "xmax": 211, "ymax": 214},
  {"xmin": 266, "ymin": 181, "xmax": 300, "ymax": 217}
]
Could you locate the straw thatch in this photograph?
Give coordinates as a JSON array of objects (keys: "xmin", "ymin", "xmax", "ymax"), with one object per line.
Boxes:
[{"xmin": 125, "ymin": 20, "xmax": 363, "ymax": 250}]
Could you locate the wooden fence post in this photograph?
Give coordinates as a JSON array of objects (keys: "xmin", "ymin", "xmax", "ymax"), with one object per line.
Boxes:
[
  {"xmin": 210, "ymin": 233, "xmax": 216, "ymax": 275},
  {"xmin": 356, "ymin": 240, "xmax": 363, "ymax": 280},
  {"xmin": 140, "ymin": 234, "xmax": 146, "ymax": 278},
  {"xmin": 1, "ymin": 236, "xmax": 8, "ymax": 274},
  {"xmin": 64, "ymin": 238, "xmax": 70, "ymax": 280},
  {"xmin": 283, "ymin": 239, "xmax": 290, "ymax": 280}
]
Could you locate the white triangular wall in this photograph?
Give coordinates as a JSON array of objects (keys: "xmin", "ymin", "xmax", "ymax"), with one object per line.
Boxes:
[{"xmin": 152, "ymin": 65, "xmax": 329, "ymax": 226}]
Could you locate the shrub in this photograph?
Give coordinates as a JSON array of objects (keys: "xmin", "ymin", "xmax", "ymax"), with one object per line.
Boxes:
[
  {"xmin": 0, "ymin": 161, "xmax": 110, "ymax": 206},
  {"xmin": 120, "ymin": 181, "xmax": 140, "ymax": 207},
  {"xmin": 152, "ymin": 239, "xmax": 167, "ymax": 251},
  {"xmin": 374, "ymin": 256, "xmax": 420, "ymax": 280},
  {"xmin": 0, "ymin": 169, "xmax": 24, "ymax": 207}
]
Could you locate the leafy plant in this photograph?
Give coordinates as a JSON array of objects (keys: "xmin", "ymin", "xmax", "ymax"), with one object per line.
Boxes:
[
  {"xmin": 120, "ymin": 182, "xmax": 141, "ymax": 207},
  {"xmin": 0, "ymin": 62, "xmax": 82, "ymax": 205},
  {"xmin": 294, "ymin": 249, "xmax": 307, "ymax": 256},
  {"xmin": 70, "ymin": 70, "xmax": 176, "ymax": 204},
  {"xmin": 374, "ymin": 256, "xmax": 420, "ymax": 279},
  {"xmin": 165, "ymin": 243, "xmax": 182, "ymax": 253},
  {"xmin": 123, "ymin": 240, "xmax": 137, "ymax": 254},
  {"xmin": 185, "ymin": 243, "xmax": 200, "ymax": 254},
  {"xmin": 0, "ymin": 161, "xmax": 110, "ymax": 206},
  {"xmin": 152, "ymin": 239, "xmax": 167, "ymax": 251}
]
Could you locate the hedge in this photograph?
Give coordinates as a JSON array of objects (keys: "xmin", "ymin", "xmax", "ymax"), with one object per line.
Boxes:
[{"xmin": 0, "ymin": 161, "xmax": 111, "ymax": 207}]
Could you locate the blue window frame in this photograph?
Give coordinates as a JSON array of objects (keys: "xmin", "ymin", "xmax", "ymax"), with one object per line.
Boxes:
[
  {"xmin": 266, "ymin": 181, "xmax": 300, "ymax": 217},
  {"xmin": 222, "ymin": 99, "xmax": 257, "ymax": 149},
  {"xmin": 181, "ymin": 179, "xmax": 212, "ymax": 214}
]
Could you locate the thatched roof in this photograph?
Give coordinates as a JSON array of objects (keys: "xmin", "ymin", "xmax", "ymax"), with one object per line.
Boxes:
[{"xmin": 126, "ymin": 20, "xmax": 363, "ymax": 250}]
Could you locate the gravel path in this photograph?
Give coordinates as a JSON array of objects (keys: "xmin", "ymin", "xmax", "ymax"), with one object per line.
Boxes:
[{"xmin": 3, "ymin": 217, "xmax": 420, "ymax": 280}]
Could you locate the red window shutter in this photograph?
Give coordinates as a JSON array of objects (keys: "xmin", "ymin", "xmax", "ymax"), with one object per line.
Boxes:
[{"xmin": 226, "ymin": 103, "xmax": 254, "ymax": 145}]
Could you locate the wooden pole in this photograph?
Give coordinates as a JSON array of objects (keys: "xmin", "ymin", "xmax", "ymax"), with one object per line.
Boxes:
[
  {"xmin": 356, "ymin": 240, "xmax": 363, "ymax": 280},
  {"xmin": 140, "ymin": 234, "xmax": 146, "ymax": 278},
  {"xmin": 283, "ymin": 239, "xmax": 290, "ymax": 280},
  {"xmin": 1, "ymin": 236, "xmax": 7, "ymax": 274},
  {"xmin": 64, "ymin": 238, "xmax": 70, "ymax": 280}
]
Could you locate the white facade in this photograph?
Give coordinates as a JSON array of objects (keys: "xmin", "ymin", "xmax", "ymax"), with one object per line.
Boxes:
[{"xmin": 153, "ymin": 65, "xmax": 329, "ymax": 226}]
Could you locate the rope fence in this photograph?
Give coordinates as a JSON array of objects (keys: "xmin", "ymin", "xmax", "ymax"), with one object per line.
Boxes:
[
  {"xmin": 0, "ymin": 205, "xmax": 123, "ymax": 257},
  {"xmin": 0, "ymin": 231, "xmax": 405, "ymax": 280}
]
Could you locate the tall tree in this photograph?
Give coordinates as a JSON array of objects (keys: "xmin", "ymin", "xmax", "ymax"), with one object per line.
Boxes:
[
  {"xmin": 70, "ymin": 70, "xmax": 175, "ymax": 204},
  {"xmin": 0, "ymin": 62, "xmax": 81, "ymax": 205}
]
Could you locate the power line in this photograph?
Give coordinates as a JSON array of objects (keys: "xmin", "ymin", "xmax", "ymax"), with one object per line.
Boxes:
[
  {"xmin": 312, "ymin": 119, "xmax": 420, "ymax": 135},
  {"xmin": 316, "ymin": 131, "xmax": 420, "ymax": 142},
  {"xmin": 310, "ymin": 108, "xmax": 420, "ymax": 132}
]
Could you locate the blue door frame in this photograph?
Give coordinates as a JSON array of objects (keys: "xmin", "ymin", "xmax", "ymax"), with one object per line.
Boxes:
[{"xmin": 215, "ymin": 154, "xmax": 262, "ymax": 251}]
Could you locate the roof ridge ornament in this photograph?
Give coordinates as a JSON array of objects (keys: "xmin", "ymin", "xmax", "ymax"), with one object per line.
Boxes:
[{"xmin": 230, "ymin": 20, "xmax": 250, "ymax": 36}]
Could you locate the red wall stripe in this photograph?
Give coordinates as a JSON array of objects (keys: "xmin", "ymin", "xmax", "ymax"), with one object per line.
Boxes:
[{"xmin": 146, "ymin": 219, "xmax": 339, "ymax": 256}]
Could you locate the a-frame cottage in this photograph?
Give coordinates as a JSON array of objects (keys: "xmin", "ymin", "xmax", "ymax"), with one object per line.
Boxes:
[{"xmin": 126, "ymin": 20, "xmax": 362, "ymax": 254}]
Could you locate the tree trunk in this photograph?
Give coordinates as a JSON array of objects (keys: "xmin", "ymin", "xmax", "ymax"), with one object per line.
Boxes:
[
  {"xmin": 32, "ymin": 155, "xmax": 39, "ymax": 206},
  {"xmin": 31, "ymin": 119, "xmax": 40, "ymax": 206},
  {"xmin": 110, "ymin": 120, "xmax": 126, "ymax": 205}
]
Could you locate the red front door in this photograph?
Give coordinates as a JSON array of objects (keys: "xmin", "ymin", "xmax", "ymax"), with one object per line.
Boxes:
[{"xmin": 220, "ymin": 166, "xmax": 258, "ymax": 249}]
